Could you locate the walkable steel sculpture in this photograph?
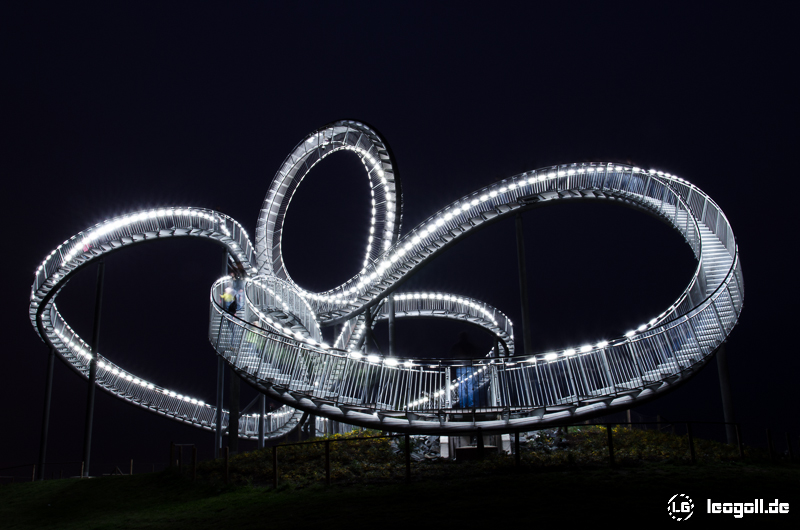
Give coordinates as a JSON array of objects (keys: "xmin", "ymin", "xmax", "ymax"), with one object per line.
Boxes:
[{"xmin": 29, "ymin": 120, "xmax": 743, "ymax": 442}]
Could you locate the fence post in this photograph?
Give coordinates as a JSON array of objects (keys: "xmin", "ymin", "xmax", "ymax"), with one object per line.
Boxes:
[
  {"xmin": 81, "ymin": 461, "xmax": 84, "ymax": 479},
  {"xmin": 607, "ymin": 425, "xmax": 615, "ymax": 467},
  {"xmin": 192, "ymin": 447, "xmax": 197, "ymax": 481},
  {"xmin": 272, "ymin": 446, "xmax": 278, "ymax": 488},
  {"xmin": 31, "ymin": 465, "xmax": 36, "ymax": 482},
  {"xmin": 405, "ymin": 434, "xmax": 411, "ymax": 482},
  {"xmin": 514, "ymin": 430, "xmax": 520, "ymax": 467},
  {"xmin": 325, "ymin": 440, "xmax": 331, "ymax": 486},
  {"xmin": 687, "ymin": 423, "xmax": 696, "ymax": 465},
  {"xmin": 735, "ymin": 423, "xmax": 744, "ymax": 459},
  {"xmin": 130, "ymin": 459, "xmax": 133, "ymax": 476},
  {"xmin": 169, "ymin": 442, "xmax": 175, "ymax": 469},
  {"xmin": 224, "ymin": 446, "xmax": 229, "ymax": 484}
]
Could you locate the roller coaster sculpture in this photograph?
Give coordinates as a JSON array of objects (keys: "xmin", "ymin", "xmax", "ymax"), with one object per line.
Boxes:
[{"xmin": 29, "ymin": 120, "xmax": 743, "ymax": 439}]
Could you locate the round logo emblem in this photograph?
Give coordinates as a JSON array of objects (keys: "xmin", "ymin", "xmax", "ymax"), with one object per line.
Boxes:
[{"xmin": 667, "ymin": 493, "xmax": 694, "ymax": 521}]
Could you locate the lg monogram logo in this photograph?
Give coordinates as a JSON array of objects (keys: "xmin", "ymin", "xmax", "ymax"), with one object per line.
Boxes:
[{"xmin": 668, "ymin": 493, "xmax": 694, "ymax": 521}]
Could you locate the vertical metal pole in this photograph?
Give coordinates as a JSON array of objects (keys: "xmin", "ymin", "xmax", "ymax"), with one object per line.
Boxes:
[
  {"xmin": 216, "ymin": 249, "xmax": 227, "ymax": 458},
  {"xmin": 715, "ymin": 345, "xmax": 737, "ymax": 445},
  {"xmin": 515, "ymin": 213, "xmax": 532, "ymax": 356},
  {"xmin": 215, "ymin": 358, "xmax": 224, "ymax": 458},
  {"xmin": 258, "ymin": 394, "xmax": 266, "ymax": 450},
  {"xmin": 37, "ymin": 347, "xmax": 56, "ymax": 480},
  {"xmin": 364, "ymin": 308, "xmax": 373, "ymax": 355},
  {"xmin": 82, "ymin": 258, "xmax": 105, "ymax": 477},
  {"xmin": 388, "ymin": 293, "xmax": 396, "ymax": 357},
  {"xmin": 229, "ymin": 369, "xmax": 240, "ymax": 455}
]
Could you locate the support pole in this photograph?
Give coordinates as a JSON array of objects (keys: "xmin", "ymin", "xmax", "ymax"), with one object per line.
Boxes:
[
  {"xmin": 715, "ymin": 345, "xmax": 737, "ymax": 445},
  {"xmin": 229, "ymin": 369, "xmax": 240, "ymax": 455},
  {"xmin": 388, "ymin": 293, "xmax": 396, "ymax": 357},
  {"xmin": 515, "ymin": 214, "xmax": 532, "ymax": 356},
  {"xmin": 364, "ymin": 307, "xmax": 374, "ymax": 355},
  {"xmin": 258, "ymin": 394, "xmax": 266, "ymax": 450},
  {"xmin": 82, "ymin": 258, "xmax": 105, "ymax": 477},
  {"xmin": 215, "ymin": 248, "xmax": 227, "ymax": 458},
  {"xmin": 37, "ymin": 347, "xmax": 56, "ymax": 480}
]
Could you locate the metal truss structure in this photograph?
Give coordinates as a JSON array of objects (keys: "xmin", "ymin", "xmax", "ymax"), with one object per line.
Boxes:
[{"xmin": 29, "ymin": 120, "xmax": 743, "ymax": 438}]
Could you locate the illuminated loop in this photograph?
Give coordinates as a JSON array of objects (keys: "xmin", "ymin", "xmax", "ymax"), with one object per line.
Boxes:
[
  {"xmin": 221, "ymin": 122, "xmax": 743, "ymax": 433},
  {"xmin": 30, "ymin": 120, "xmax": 744, "ymax": 438},
  {"xmin": 29, "ymin": 208, "xmax": 301, "ymax": 439}
]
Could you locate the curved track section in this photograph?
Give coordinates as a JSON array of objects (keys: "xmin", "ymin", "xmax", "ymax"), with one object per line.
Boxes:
[
  {"xmin": 215, "ymin": 122, "xmax": 743, "ymax": 433},
  {"xmin": 29, "ymin": 120, "xmax": 744, "ymax": 437},
  {"xmin": 29, "ymin": 207, "xmax": 302, "ymax": 440}
]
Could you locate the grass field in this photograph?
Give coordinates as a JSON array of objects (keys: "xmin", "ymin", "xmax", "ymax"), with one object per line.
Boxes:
[{"xmin": 3, "ymin": 428, "xmax": 798, "ymax": 528}]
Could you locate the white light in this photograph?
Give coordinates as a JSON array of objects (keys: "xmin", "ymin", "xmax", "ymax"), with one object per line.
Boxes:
[
  {"xmin": 367, "ymin": 354, "xmax": 380, "ymax": 363},
  {"xmin": 637, "ymin": 324, "xmax": 647, "ymax": 331},
  {"xmin": 544, "ymin": 353, "xmax": 557, "ymax": 361},
  {"xmin": 579, "ymin": 345, "xmax": 592, "ymax": 353},
  {"xmin": 596, "ymin": 341, "xmax": 608, "ymax": 348},
  {"xmin": 625, "ymin": 330, "xmax": 635, "ymax": 337},
  {"xmin": 565, "ymin": 349, "xmax": 576, "ymax": 356},
  {"xmin": 385, "ymin": 358, "xmax": 398, "ymax": 366}
]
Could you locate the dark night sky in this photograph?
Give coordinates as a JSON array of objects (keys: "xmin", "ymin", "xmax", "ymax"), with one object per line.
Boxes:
[{"xmin": 2, "ymin": 2, "xmax": 797, "ymax": 475}]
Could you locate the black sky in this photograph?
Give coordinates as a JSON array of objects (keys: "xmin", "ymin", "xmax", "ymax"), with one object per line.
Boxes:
[{"xmin": 2, "ymin": 2, "xmax": 797, "ymax": 474}]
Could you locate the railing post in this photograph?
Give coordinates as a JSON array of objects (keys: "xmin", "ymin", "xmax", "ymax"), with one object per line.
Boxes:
[
  {"xmin": 405, "ymin": 434, "xmax": 411, "ymax": 482},
  {"xmin": 325, "ymin": 440, "xmax": 331, "ymax": 486},
  {"xmin": 687, "ymin": 423, "xmax": 696, "ymax": 464},
  {"xmin": 31, "ymin": 465, "xmax": 36, "ymax": 482},
  {"xmin": 272, "ymin": 446, "xmax": 278, "ymax": 488},
  {"xmin": 130, "ymin": 459, "xmax": 133, "ymax": 476},
  {"xmin": 607, "ymin": 425, "xmax": 615, "ymax": 467}
]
